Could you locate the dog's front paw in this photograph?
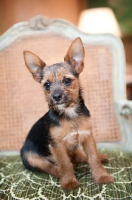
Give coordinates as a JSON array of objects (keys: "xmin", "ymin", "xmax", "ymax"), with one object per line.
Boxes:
[
  {"xmin": 61, "ymin": 178, "xmax": 79, "ymax": 190},
  {"xmin": 95, "ymin": 173, "xmax": 114, "ymax": 184}
]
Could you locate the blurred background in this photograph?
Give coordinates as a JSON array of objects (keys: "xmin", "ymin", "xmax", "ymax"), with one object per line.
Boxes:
[{"xmin": 0, "ymin": 0, "xmax": 132, "ymax": 99}]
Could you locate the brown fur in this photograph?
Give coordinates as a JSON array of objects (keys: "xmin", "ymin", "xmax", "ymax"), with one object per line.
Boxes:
[
  {"xmin": 25, "ymin": 152, "xmax": 59, "ymax": 177},
  {"xmin": 41, "ymin": 63, "xmax": 80, "ymax": 106},
  {"xmin": 23, "ymin": 37, "xmax": 114, "ymax": 190},
  {"xmin": 49, "ymin": 116, "xmax": 113, "ymax": 187}
]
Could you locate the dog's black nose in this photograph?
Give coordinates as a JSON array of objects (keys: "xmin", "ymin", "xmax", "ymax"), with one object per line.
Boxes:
[{"xmin": 53, "ymin": 93, "xmax": 62, "ymax": 101}]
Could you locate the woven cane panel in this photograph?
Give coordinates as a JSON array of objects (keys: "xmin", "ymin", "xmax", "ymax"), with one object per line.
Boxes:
[
  {"xmin": 82, "ymin": 45, "xmax": 119, "ymax": 142},
  {"xmin": 0, "ymin": 34, "xmax": 120, "ymax": 150}
]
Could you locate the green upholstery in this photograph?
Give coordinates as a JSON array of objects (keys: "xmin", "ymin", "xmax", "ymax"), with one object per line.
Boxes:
[{"xmin": 0, "ymin": 151, "xmax": 132, "ymax": 199}]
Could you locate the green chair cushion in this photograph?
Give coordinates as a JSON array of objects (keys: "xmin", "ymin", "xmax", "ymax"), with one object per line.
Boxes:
[{"xmin": 0, "ymin": 151, "xmax": 132, "ymax": 200}]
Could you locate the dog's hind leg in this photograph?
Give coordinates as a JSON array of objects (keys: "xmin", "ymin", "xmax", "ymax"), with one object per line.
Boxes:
[
  {"xmin": 22, "ymin": 151, "xmax": 60, "ymax": 177},
  {"xmin": 70, "ymin": 148, "xmax": 88, "ymax": 164},
  {"xmin": 70, "ymin": 149, "xmax": 108, "ymax": 164},
  {"xmin": 98, "ymin": 153, "xmax": 108, "ymax": 163}
]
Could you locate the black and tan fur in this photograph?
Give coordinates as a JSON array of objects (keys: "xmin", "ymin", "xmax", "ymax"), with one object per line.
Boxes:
[{"xmin": 21, "ymin": 38, "xmax": 114, "ymax": 190}]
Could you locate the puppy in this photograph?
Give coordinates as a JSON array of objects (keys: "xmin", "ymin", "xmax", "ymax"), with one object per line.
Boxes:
[{"xmin": 21, "ymin": 37, "xmax": 114, "ymax": 190}]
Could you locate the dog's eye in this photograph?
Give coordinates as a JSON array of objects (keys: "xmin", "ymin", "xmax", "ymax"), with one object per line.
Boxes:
[
  {"xmin": 63, "ymin": 77, "xmax": 72, "ymax": 86},
  {"xmin": 44, "ymin": 81, "xmax": 51, "ymax": 90}
]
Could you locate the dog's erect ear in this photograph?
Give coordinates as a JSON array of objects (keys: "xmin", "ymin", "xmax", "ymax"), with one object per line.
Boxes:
[
  {"xmin": 23, "ymin": 51, "xmax": 46, "ymax": 82},
  {"xmin": 64, "ymin": 37, "xmax": 85, "ymax": 74}
]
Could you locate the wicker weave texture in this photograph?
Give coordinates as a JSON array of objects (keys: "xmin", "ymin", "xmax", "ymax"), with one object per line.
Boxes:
[{"xmin": 0, "ymin": 34, "xmax": 120, "ymax": 150}]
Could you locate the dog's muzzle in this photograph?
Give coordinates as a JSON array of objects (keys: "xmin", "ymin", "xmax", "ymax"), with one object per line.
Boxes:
[{"xmin": 53, "ymin": 92, "xmax": 62, "ymax": 102}]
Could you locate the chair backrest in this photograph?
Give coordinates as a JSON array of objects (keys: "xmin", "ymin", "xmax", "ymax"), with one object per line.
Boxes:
[{"xmin": 0, "ymin": 16, "xmax": 126, "ymax": 150}]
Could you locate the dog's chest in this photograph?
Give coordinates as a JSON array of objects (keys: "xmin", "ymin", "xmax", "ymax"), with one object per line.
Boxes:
[
  {"xmin": 63, "ymin": 130, "xmax": 91, "ymax": 151},
  {"xmin": 50, "ymin": 117, "xmax": 92, "ymax": 151}
]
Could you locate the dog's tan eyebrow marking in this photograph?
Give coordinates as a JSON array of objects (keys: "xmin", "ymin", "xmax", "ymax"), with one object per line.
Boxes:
[
  {"xmin": 65, "ymin": 74, "xmax": 75, "ymax": 79},
  {"xmin": 41, "ymin": 72, "xmax": 55, "ymax": 85}
]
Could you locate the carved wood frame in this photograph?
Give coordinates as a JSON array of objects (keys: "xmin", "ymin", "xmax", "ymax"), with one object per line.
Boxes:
[{"xmin": 0, "ymin": 15, "xmax": 132, "ymax": 153}]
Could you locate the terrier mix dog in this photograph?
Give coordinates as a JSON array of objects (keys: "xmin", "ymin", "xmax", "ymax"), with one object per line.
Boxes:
[{"xmin": 21, "ymin": 37, "xmax": 114, "ymax": 190}]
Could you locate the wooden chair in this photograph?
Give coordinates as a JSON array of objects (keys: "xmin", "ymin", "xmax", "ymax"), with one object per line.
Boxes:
[{"xmin": 0, "ymin": 16, "xmax": 132, "ymax": 199}]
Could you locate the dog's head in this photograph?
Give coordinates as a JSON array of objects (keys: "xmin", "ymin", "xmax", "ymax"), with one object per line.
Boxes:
[{"xmin": 24, "ymin": 37, "xmax": 85, "ymax": 114}]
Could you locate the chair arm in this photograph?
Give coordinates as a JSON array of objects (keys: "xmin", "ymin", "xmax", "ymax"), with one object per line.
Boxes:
[
  {"xmin": 97, "ymin": 100, "xmax": 132, "ymax": 151},
  {"xmin": 114, "ymin": 100, "xmax": 132, "ymax": 151},
  {"xmin": 115, "ymin": 100, "xmax": 132, "ymax": 117}
]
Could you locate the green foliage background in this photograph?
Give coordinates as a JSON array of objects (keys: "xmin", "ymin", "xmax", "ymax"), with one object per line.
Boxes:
[{"xmin": 88, "ymin": 0, "xmax": 132, "ymax": 36}]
